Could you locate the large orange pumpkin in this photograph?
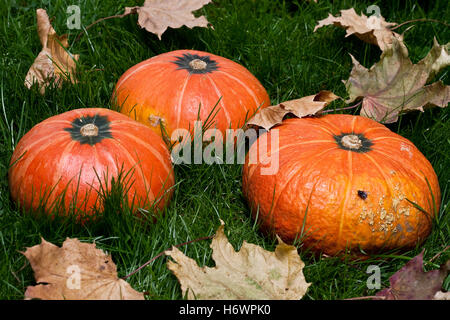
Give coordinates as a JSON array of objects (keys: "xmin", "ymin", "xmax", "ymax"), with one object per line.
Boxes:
[
  {"xmin": 112, "ymin": 49, "xmax": 270, "ymax": 137},
  {"xmin": 9, "ymin": 108, "xmax": 175, "ymax": 218},
  {"xmin": 242, "ymin": 114, "xmax": 441, "ymax": 256}
]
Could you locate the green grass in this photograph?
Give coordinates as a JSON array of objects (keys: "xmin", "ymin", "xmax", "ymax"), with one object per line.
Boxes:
[{"xmin": 0, "ymin": 0, "xmax": 449, "ymax": 300}]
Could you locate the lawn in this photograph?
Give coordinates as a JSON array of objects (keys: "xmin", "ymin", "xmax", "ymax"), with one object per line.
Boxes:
[{"xmin": 0, "ymin": 0, "xmax": 448, "ymax": 300}]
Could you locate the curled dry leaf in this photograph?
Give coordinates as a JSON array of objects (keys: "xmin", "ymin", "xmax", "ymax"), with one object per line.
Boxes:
[
  {"xmin": 25, "ymin": 9, "xmax": 79, "ymax": 94},
  {"xmin": 124, "ymin": 0, "xmax": 212, "ymax": 40},
  {"xmin": 344, "ymin": 38, "xmax": 450, "ymax": 123},
  {"xmin": 22, "ymin": 238, "xmax": 144, "ymax": 300},
  {"xmin": 314, "ymin": 8, "xmax": 404, "ymax": 51},
  {"xmin": 376, "ymin": 251, "xmax": 450, "ymax": 300},
  {"xmin": 433, "ymin": 291, "xmax": 450, "ymax": 300},
  {"xmin": 246, "ymin": 91, "xmax": 339, "ymax": 131},
  {"xmin": 165, "ymin": 220, "xmax": 310, "ymax": 300}
]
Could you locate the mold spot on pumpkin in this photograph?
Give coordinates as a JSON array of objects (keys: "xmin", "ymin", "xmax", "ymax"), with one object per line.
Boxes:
[{"xmin": 64, "ymin": 114, "xmax": 113, "ymax": 146}]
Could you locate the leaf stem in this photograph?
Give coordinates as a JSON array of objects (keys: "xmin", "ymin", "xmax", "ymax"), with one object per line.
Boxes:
[
  {"xmin": 121, "ymin": 235, "xmax": 213, "ymax": 280},
  {"xmin": 320, "ymin": 101, "xmax": 362, "ymax": 114},
  {"xmin": 390, "ymin": 18, "xmax": 450, "ymax": 31},
  {"xmin": 344, "ymin": 295, "xmax": 385, "ymax": 300},
  {"xmin": 75, "ymin": 11, "xmax": 137, "ymax": 42},
  {"xmin": 429, "ymin": 245, "xmax": 450, "ymax": 263}
]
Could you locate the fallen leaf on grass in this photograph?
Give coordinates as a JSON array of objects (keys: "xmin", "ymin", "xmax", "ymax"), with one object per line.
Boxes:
[
  {"xmin": 434, "ymin": 291, "xmax": 450, "ymax": 300},
  {"xmin": 344, "ymin": 38, "xmax": 450, "ymax": 123},
  {"xmin": 246, "ymin": 91, "xmax": 339, "ymax": 131},
  {"xmin": 314, "ymin": 8, "xmax": 403, "ymax": 51},
  {"xmin": 22, "ymin": 238, "xmax": 144, "ymax": 300},
  {"xmin": 376, "ymin": 251, "xmax": 449, "ymax": 300},
  {"xmin": 124, "ymin": 0, "xmax": 212, "ymax": 40},
  {"xmin": 165, "ymin": 221, "xmax": 310, "ymax": 300},
  {"xmin": 25, "ymin": 9, "xmax": 79, "ymax": 94},
  {"xmin": 420, "ymin": 38, "xmax": 450, "ymax": 82}
]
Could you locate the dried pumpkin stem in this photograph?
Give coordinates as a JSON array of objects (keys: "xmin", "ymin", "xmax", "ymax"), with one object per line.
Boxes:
[
  {"xmin": 189, "ymin": 59, "xmax": 207, "ymax": 70},
  {"xmin": 80, "ymin": 123, "xmax": 99, "ymax": 137},
  {"xmin": 341, "ymin": 134, "xmax": 362, "ymax": 150}
]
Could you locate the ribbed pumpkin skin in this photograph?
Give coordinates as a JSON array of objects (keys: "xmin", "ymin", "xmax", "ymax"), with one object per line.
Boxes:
[
  {"xmin": 242, "ymin": 114, "xmax": 441, "ymax": 256},
  {"xmin": 9, "ymin": 108, "xmax": 175, "ymax": 218},
  {"xmin": 113, "ymin": 49, "xmax": 270, "ymax": 137}
]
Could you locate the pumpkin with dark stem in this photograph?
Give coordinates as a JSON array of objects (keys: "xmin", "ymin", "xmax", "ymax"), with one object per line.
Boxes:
[
  {"xmin": 112, "ymin": 49, "xmax": 270, "ymax": 138},
  {"xmin": 8, "ymin": 108, "xmax": 175, "ymax": 219},
  {"xmin": 242, "ymin": 114, "xmax": 441, "ymax": 256}
]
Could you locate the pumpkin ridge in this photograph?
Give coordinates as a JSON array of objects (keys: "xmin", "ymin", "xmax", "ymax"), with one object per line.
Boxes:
[
  {"xmin": 360, "ymin": 126, "xmax": 391, "ymax": 135},
  {"xmin": 133, "ymin": 151, "xmax": 153, "ymax": 205},
  {"xmin": 369, "ymin": 149, "xmax": 425, "ymax": 183},
  {"xmin": 269, "ymin": 146, "xmax": 340, "ymax": 233},
  {"xmin": 337, "ymin": 150, "xmax": 354, "ymax": 244},
  {"xmin": 24, "ymin": 140, "xmax": 82, "ymax": 210},
  {"xmin": 215, "ymin": 63, "xmax": 265, "ymax": 94},
  {"xmin": 205, "ymin": 74, "xmax": 231, "ymax": 126},
  {"xmin": 371, "ymin": 136, "xmax": 417, "ymax": 147},
  {"xmin": 109, "ymin": 130, "xmax": 172, "ymax": 177},
  {"xmin": 350, "ymin": 115, "xmax": 357, "ymax": 132},
  {"xmin": 291, "ymin": 122, "xmax": 335, "ymax": 136},
  {"xmin": 12, "ymin": 135, "xmax": 68, "ymax": 188},
  {"xmin": 362, "ymin": 152, "xmax": 397, "ymax": 221},
  {"xmin": 108, "ymin": 136, "xmax": 155, "ymax": 203},
  {"xmin": 114, "ymin": 61, "xmax": 167, "ymax": 92},
  {"xmin": 317, "ymin": 115, "xmax": 345, "ymax": 133},
  {"xmin": 49, "ymin": 140, "xmax": 78, "ymax": 202},
  {"xmin": 175, "ymin": 73, "xmax": 192, "ymax": 129},
  {"xmin": 246, "ymin": 140, "xmax": 336, "ymax": 182},
  {"xmin": 214, "ymin": 70, "xmax": 258, "ymax": 110}
]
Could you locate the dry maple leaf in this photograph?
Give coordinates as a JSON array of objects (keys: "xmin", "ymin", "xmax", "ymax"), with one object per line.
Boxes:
[
  {"xmin": 344, "ymin": 38, "xmax": 450, "ymax": 123},
  {"xmin": 246, "ymin": 91, "xmax": 339, "ymax": 131},
  {"xmin": 375, "ymin": 251, "xmax": 449, "ymax": 300},
  {"xmin": 25, "ymin": 9, "xmax": 79, "ymax": 94},
  {"xmin": 22, "ymin": 238, "xmax": 144, "ymax": 300},
  {"xmin": 124, "ymin": 0, "xmax": 212, "ymax": 40},
  {"xmin": 165, "ymin": 220, "xmax": 311, "ymax": 300},
  {"xmin": 314, "ymin": 8, "xmax": 403, "ymax": 51}
]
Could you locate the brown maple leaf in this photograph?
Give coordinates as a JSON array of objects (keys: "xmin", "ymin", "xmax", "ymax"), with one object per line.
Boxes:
[
  {"xmin": 314, "ymin": 8, "xmax": 404, "ymax": 51},
  {"xmin": 22, "ymin": 238, "xmax": 144, "ymax": 300},
  {"xmin": 376, "ymin": 251, "xmax": 449, "ymax": 300},
  {"xmin": 246, "ymin": 91, "xmax": 339, "ymax": 130},
  {"xmin": 124, "ymin": 0, "xmax": 212, "ymax": 40},
  {"xmin": 344, "ymin": 38, "xmax": 450, "ymax": 123},
  {"xmin": 25, "ymin": 9, "xmax": 79, "ymax": 94},
  {"xmin": 166, "ymin": 220, "xmax": 311, "ymax": 300}
]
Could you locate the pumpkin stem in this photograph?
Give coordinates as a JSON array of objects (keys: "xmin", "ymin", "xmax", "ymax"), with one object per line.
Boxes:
[
  {"xmin": 80, "ymin": 123, "xmax": 99, "ymax": 137},
  {"xmin": 341, "ymin": 134, "xmax": 362, "ymax": 150},
  {"xmin": 189, "ymin": 59, "xmax": 207, "ymax": 70}
]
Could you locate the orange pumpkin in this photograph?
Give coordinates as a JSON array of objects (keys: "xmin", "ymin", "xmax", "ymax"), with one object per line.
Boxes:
[
  {"xmin": 112, "ymin": 49, "xmax": 270, "ymax": 137},
  {"xmin": 9, "ymin": 108, "xmax": 175, "ymax": 219},
  {"xmin": 242, "ymin": 114, "xmax": 441, "ymax": 256}
]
